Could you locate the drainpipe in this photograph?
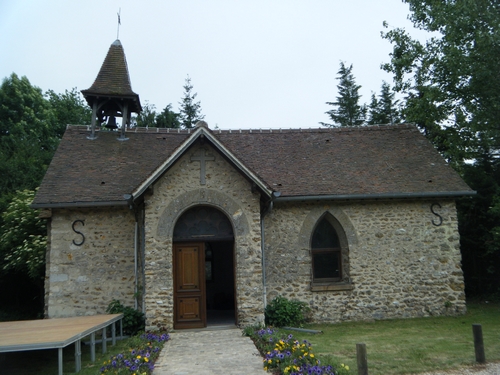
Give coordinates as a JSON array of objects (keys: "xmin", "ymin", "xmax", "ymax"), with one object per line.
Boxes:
[
  {"xmin": 134, "ymin": 221, "xmax": 138, "ymax": 310},
  {"xmin": 261, "ymin": 191, "xmax": 281, "ymax": 309},
  {"xmin": 124, "ymin": 194, "xmax": 139, "ymax": 310}
]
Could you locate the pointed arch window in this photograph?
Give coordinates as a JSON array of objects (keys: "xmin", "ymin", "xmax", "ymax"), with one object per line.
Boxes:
[{"xmin": 311, "ymin": 218, "xmax": 342, "ymax": 282}]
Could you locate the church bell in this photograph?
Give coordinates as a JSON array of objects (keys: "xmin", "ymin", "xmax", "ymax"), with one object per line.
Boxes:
[{"xmin": 105, "ymin": 115, "xmax": 118, "ymax": 129}]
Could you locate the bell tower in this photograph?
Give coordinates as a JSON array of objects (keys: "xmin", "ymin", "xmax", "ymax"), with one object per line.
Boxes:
[{"xmin": 81, "ymin": 39, "xmax": 142, "ymax": 140}]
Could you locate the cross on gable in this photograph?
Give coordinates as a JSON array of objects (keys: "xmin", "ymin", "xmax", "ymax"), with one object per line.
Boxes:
[{"xmin": 190, "ymin": 149, "xmax": 215, "ymax": 185}]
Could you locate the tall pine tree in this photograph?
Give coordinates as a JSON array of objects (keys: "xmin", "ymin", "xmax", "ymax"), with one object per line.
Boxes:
[
  {"xmin": 367, "ymin": 82, "xmax": 401, "ymax": 125},
  {"xmin": 321, "ymin": 62, "xmax": 366, "ymax": 127},
  {"xmin": 179, "ymin": 76, "xmax": 204, "ymax": 129}
]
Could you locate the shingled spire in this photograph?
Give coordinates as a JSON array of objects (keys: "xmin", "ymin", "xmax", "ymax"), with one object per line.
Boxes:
[{"xmin": 81, "ymin": 39, "xmax": 142, "ymax": 140}]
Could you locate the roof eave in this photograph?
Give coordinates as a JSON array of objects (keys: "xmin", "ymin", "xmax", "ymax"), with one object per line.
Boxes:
[
  {"xmin": 31, "ymin": 200, "xmax": 130, "ymax": 209},
  {"xmin": 274, "ymin": 191, "xmax": 477, "ymax": 202}
]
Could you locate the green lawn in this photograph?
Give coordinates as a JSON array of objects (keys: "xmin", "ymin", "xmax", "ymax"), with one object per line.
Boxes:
[{"xmin": 280, "ymin": 302, "xmax": 500, "ymax": 374}]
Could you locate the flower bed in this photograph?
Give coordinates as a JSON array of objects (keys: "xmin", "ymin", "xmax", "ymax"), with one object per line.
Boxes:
[
  {"xmin": 246, "ymin": 327, "xmax": 350, "ymax": 375},
  {"xmin": 100, "ymin": 332, "xmax": 170, "ymax": 374}
]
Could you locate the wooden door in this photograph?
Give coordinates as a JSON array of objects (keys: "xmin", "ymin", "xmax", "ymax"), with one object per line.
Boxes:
[{"xmin": 173, "ymin": 243, "xmax": 206, "ymax": 329}]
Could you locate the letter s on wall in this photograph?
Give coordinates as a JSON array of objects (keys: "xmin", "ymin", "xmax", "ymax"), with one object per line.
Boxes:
[
  {"xmin": 430, "ymin": 203, "xmax": 443, "ymax": 226},
  {"xmin": 72, "ymin": 220, "xmax": 85, "ymax": 246}
]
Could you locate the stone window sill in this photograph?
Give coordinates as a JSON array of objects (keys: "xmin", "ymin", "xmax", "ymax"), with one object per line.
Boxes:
[{"xmin": 311, "ymin": 283, "xmax": 354, "ymax": 292}]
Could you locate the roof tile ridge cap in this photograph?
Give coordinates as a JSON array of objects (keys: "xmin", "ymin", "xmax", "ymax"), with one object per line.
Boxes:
[
  {"xmin": 130, "ymin": 127, "xmax": 192, "ymax": 134},
  {"xmin": 355, "ymin": 123, "xmax": 416, "ymax": 131},
  {"xmin": 66, "ymin": 124, "xmax": 91, "ymax": 132}
]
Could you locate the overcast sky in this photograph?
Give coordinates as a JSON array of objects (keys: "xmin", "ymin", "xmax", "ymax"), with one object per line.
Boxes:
[{"xmin": 0, "ymin": 1, "xmax": 425, "ymax": 129}]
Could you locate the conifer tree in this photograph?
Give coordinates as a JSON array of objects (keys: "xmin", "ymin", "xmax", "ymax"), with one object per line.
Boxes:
[
  {"xmin": 321, "ymin": 62, "xmax": 366, "ymax": 127},
  {"xmin": 367, "ymin": 82, "xmax": 401, "ymax": 125},
  {"xmin": 179, "ymin": 76, "xmax": 204, "ymax": 129}
]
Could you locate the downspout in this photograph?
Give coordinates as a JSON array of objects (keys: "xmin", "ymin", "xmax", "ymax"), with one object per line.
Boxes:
[
  {"xmin": 261, "ymin": 191, "xmax": 281, "ymax": 309},
  {"xmin": 124, "ymin": 194, "xmax": 139, "ymax": 310},
  {"xmin": 134, "ymin": 221, "xmax": 138, "ymax": 310},
  {"xmin": 261, "ymin": 213, "xmax": 268, "ymax": 309}
]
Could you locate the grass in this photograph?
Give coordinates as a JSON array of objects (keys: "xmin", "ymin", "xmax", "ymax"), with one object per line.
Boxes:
[{"xmin": 278, "ymin": 302, "xmax": 500, "ymax": 375}]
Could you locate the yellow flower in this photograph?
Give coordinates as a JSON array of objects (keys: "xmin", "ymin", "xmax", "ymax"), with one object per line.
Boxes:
[
  {"xmin": 137, "ymin": 355, "xmax": 141, "ymax": 359},
  {"xmin": 310, "ymin": 353, "xmax": 315, "ymax": 358},
  {"xmin": 144, "ymin": 357, "xmax": 149, "ymax": 362},
  {"xmin": 264, "ymin": 366, "xmax": 268, "ymax": 371}
]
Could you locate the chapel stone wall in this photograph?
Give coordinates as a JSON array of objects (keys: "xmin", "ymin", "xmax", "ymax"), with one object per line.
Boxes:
[
  {"xmin": 46, "ymin": 207, "xmax": 136, "ymax": 317},
  {"xmin": 143, "ymin": 143, "xmax": 264, "ymax": 330},
  {"xmin": 264, "ymin": 200, "xmax": 466, "ymax": 323}
]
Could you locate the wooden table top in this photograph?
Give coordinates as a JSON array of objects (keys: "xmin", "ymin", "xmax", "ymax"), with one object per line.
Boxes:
[{"xmin": 0, "ymin": 314, "xmax": 122, "ymax": 352}]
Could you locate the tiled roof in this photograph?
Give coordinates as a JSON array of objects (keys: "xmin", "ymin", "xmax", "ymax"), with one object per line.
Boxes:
[
  {"xmin": 32, "ymin": 124, "xmax": 473, "ymax": 207},
  {"xmin": 214, "ymin": 125, "xmax": 472, "ymax": 197},
  {"xmin": 81, "ymin": 40, "xmax": 141, "ymax": 113}
]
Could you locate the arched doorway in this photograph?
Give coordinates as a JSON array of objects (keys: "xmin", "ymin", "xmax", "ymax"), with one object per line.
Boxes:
[{"xmin": 173, "ymin": 206, "xmax": 236, "ymax": 329}]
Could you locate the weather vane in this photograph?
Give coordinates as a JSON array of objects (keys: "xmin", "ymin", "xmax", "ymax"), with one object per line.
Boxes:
[{"xmin": 117, "ymin": 8, "xmax": 121, "ymax": 39}]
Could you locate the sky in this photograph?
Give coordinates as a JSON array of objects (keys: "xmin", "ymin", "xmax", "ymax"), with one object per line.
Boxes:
[{"xmin": 0, "ymin": 1, "xmax": 426, "ymax": 130}]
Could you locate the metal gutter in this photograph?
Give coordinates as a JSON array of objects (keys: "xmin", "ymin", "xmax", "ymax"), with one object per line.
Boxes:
[
  {"xmin": 274, "ymin": 191, "xmax": 476, "ymax": 203},
  {"xmin": 31, "ymin": 200, "xmax": 129, "ymax": 209}
]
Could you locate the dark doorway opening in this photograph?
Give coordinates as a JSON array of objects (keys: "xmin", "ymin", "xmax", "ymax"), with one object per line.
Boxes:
[
  {"xmin": 205, "ymin": 241, "xmax": 236, "ymax": 326},
  {"xmin": 173, "ymin": 205, "xmax": 236, "ymax": 329}
]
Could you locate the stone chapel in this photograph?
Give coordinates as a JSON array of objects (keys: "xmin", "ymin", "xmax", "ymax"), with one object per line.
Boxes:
[{"xmin": 32, "ymin": 39, "xmax": 475, "ymax": 330}]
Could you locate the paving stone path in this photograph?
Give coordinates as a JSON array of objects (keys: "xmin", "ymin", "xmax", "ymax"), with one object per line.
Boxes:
[{"xmin": 153, "ymin": 327, "xmax": 267, "ymax": 375}]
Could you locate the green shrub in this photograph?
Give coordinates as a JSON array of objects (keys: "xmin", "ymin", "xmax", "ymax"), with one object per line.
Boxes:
[
  {"xmin": 106, "ymin": 299, "xmax": 145, "ymax": 335},
  {"xmin": 265, "ymin": 295, "xmax": 310, "ymax": 327}
]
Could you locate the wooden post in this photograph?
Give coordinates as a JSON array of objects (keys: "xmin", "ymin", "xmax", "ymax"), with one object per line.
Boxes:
[
  {"xmin": 356, "ymin": 343, "xmax": 368, "ymax": 375},
  {"xmin": 472, "ymin": 324, "xmax": 486, "ymax": 363}
]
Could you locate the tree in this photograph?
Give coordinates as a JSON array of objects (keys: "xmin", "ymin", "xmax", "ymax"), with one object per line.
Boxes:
[
  {"xmin": 0, "ymin": 189, "xmax": 46, "ymax": 315},
  {"xmin": 46, "ymin": 88, "xmax": 92, "ymax": 135},
  {"xmin": 178, "ymin": 75, "xmax": 204, "ymax": 129},
  {"xmin": 321, "ymin": 62, "xmax": 366, "ymax": 127},
  {"xmin": 156, "ymin": 104, "xmax": 181, "ymax": 128},
  {"xmin": 0, "ymin": 189, "xmax": 46, "ymax": 281},
  {"xmin": 367, "ymin": 82, "xmax": 401, "ymax": 125},
  {"xmin": 133, "ymin": 101, "xmax": 157, "ymax": 128},
  {"xmin": 382, "ymin": 0, "xmax": 500, "ymax": 297},
  {"xmin": 0, "ymin": 74, "xmax": 58, "ymax": 200}
]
